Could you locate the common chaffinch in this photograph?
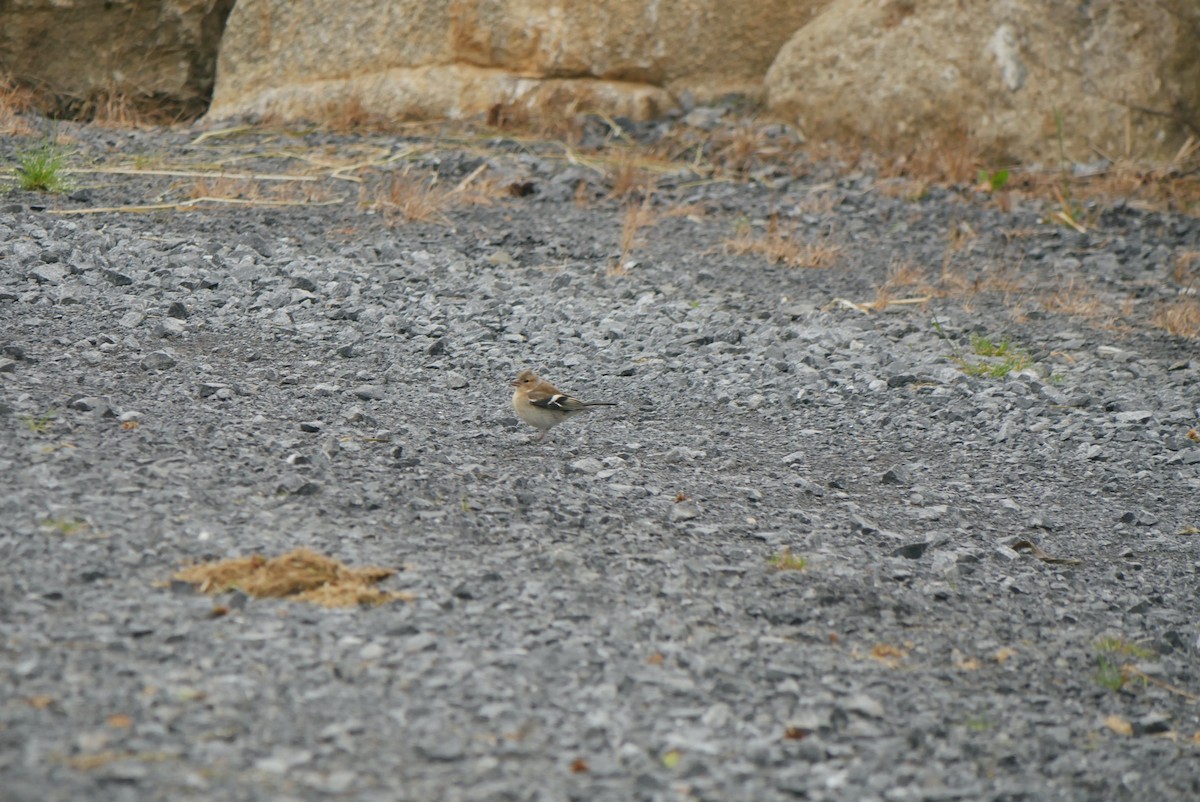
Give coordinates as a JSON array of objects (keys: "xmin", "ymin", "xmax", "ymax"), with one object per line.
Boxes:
[{"xmin": 511, "ymin": 369, "xmax": 615, "ymax": 442}]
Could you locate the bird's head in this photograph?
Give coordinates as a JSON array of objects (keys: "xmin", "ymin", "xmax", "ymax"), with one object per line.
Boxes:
[{"xmin": 511, "ymin": 369, "xmax": 539, "ymax": 389}]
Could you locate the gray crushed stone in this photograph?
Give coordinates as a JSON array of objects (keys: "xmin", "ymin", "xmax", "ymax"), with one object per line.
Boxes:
[{"xmin": 2, "ymin": 113, "xmax": 1200, "ymax": 801}]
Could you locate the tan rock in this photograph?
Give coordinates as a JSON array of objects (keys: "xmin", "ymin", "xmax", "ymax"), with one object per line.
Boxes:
[
  {"xmin": 765, "ymin": 0, "xmax": 1200, "ymax": 164},
  {"xmin": 0, "ymin": 0, "xmax": 235, "ymax": 118},
  {"xmin": 207, "ymin": 0, "xmax": 824, "ymax": 124}
]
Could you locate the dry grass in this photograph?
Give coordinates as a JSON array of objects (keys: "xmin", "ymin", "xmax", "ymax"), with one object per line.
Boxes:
[
  {"xmin": 815, "ymin": 122, "xmax": 1200, "ymax": 220},
  {"xmin": 1153, "ymin": 299, "xmax": 1200, "ymax": 338},
  {"xmin": 573, "ymin": 179, "xmax": 592, "ymax": 207},
  {"xmin": 1001, "ymin": 227, "xmax": 1041, "ymax": 242},
  {"xmin": 886, "ymin": 259, "xmax": 930, "ymax": 288},
  {"xmin": 68, "ymin": 84, "xmax": 204, "ymax": 127},
  {"xmin": 869, "ymin": 259, "xmax": 935, "ymax": 312},
  {"xmin": 181, "ymin": 174, "xmax": 340, "ymax": 207},
  {"xmin": 724, "ymin": 214, "xmax": 841, "ymax": 269},
  {"xmin": 318, "ymin": 93, "xmax": 387, "ymax": 133},
  {"xmin": 608, "ymin": 154, "xmax": 657, "ymax": 199},
  {"xmin": 711, "ymin": 120, "xmax": 772, "ymax": 176},
  {"xmin": 710, "ymin": 118, "xmax": 808, "ymax": 178},
  {"xmin": 661, "ymin": 202, "xmax": 708, "ymax": 221},
  {"xmin": 1040, "ymin": 277, "xmax": 1109, "ymax": 320},
  {"xmin": 611, "ymin": 195, "xmax": 655, "ymax": 275},
  {"xmin": 483, "ymin": 99, "xmax": 589, "ymax": 145},
  {"xmin": 1002, "ymin": 138, "xmax": 1200, "ymax": 219},
  {"xmin": 358, "ymin": 162, "xmax": 504, "ymax": 224},
  {"xmin": 81, "ymin": 90, "xmax": 142, "ymax": 128},
  {"xmin": 172, "ymin": 547, "xmax": 411, "ymax": 608},
  {"xmin": 360, "ymin": 168, "xmax": 457, "ymax": 224},
  {"xmin": 878, "ymin": 124, "xmax": 987, "ymax": 186},
  {"xmin": 186, "ymin": 176, "xmax": 263, "ymax": 202},
  {"xmin": 0, "ymin": 75, "xmax": 39, "ymax": 137},
  {"xmin": 946, "ymin": 220, "xmax": 979, "ymax": 253},
  {"xmin": 642, "ymin": 115, "xmax": 807, "ymax": 181},
  {"xmin": 1173, "ymin": 251, "xmax": 1200, "ymax": 291}
]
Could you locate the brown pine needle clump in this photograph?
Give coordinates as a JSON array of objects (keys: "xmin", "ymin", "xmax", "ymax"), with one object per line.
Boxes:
[
  {"xmin": 1153, "ymin": 299, "xmax": 1200, "ymax": 339},
  {"xmin": 173, "ymin": 548, "xmax": 410, "ymax": 608}
]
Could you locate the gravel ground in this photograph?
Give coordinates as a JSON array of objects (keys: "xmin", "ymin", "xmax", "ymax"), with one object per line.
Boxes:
[{"xmin": 2, "ymin": 113, "xmax": 1200, "ymax": 802}]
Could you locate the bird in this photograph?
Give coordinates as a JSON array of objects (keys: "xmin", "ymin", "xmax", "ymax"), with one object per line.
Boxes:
[{"xmin": 510, "ymin": 369, "xmax": 615, "ymax": 442}]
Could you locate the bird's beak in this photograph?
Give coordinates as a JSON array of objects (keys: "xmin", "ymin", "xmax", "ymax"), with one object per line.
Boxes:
[{"xmin": 510, "ymin": 380, "xmax": 519, "ymax": 387}]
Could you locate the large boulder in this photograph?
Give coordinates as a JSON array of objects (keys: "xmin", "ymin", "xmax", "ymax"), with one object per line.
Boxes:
[
  {"xmin": 765, "ymin": 0, "xmax": 1200, "ymax": 164},
  {"xmin": 0, "ymin": 0, "xmax": 235, "ymax": 119},
  {"xmin": 206, "ymin": 0, "xmax": 824, "ymax": 123}
]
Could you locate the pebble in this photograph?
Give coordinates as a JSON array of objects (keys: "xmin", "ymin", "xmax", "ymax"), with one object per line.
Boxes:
[
  {"xmin": 139, "ymin": 350, "xmax": 177, "ymax": 370},
  {"xmin": 669, "ymin": 499, "xmax": 702, "ymax": 521}
]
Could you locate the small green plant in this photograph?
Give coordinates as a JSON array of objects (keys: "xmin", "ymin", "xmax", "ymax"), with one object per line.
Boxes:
[
  {"xmin": 15, "ymin": 139, "xmax": 69, "ymax": 193},
  {"xmin": 768, "ymin": 547, "xmax": 808, "ymax": 571},
  {"xmin": 1093, "ymin": 637, "xmax": 1155, "ymax": 693},
  {"xmin": 1095, "ymin": 637, "xmax": 1154, "ymax": 660},
  {"xmin": 1094, "ymin": 655, "xmax": 1126, "ymax": 692},
  {"xmin": 969, "ymin": 333, "xmax": 1015, "ymax": 357},
  {"xmin": 21, "ymin": 410, "xmax": 56, "ymax": 434},
  {"xmin": 934, "ymin": 320, "xmax": 1033, "ymax": 379},
  {"xmin": 1049, "ymin": 110, "xmax": 1086, "ymax": 233},
  {"xmin": 956, "ymin": 333, "xmax": 1033, "ymax": 378},
  {"xmin": 40, "ymin": 517, "xmax": 87, "ymax": 536},
  {"xmin": 977, "ymin": 168, "xmax": 1010, "ymax": 193},
  {"xmin": 965, "ymin": 716, "xmax": 992, "ymax": 732}
]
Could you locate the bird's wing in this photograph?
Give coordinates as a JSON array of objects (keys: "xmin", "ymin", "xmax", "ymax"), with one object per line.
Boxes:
[{"xmin": 528, "ymin": 392, "xmax": 588, "ymax": 412}]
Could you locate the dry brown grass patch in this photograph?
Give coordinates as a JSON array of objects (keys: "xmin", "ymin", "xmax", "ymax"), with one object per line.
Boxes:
[
  {"xmin": 711, "ymin": 121, "xmax": 770, "ymax": 176},
  {"xmin": 607, "ymin": 153, "xmax": 658, "ymax": 200},
  {"xmin": 1153, "ymin": 299, "xmax": 1200, "ymax": 338},
  {"xmin": 82, "ymin": 91, "xmax": 142, "ymax": 128},
  {"xmin": 892, "ymin": 129, "xmax": 983, "ymax": 186},
  {"xmin": 361, "ymin": 169, "xmax": 459, "ymax": 224},
  {"xmin": 184, "ymin": 174, "xmax": 339, "ymax": 207},
  {"xmin": 172, "ymin": 547, "xmax": 410, "ymax": 608},
  {"xmin": 186, "ymin": 176, "xmax": 263, "ymax": 202},
  {"xmin": 0, "ymin": 75, "xmax": 39, "ymax": 136},
  {"xmin": 573, "ymin": 179, "xmax": 592, "ymax": 207},
  {"xmin": 1003, "ymin": 140, "xmax": 1200, "ymax": 221},
  {"xmin": 1040, "ymin": 277, "xmax": 1109, "ymax": 319},
  {"xmin": 724, "ymin": 215, "xmax": 841, "ymax": 269},
  {"xmin": 1001, "ymin": 227, "xmax": 1041, "ymax": 242},
  {"xmin": 317, "ymin": 93, "xmax": 393, "ymax": 133},
  {"xmin": 63, "ymin": 86, "xmax": 202, "ymax": 127},
  {"xmin": 480, "ymin": 99, "xmax": 595, "ymax": 146},
  {"xmin": 1173, "ymin": 251, "xmax": 1200, "ymax": 290},
  {"xmin": 869, "ymin": 259, "xmax": 935, "ymax": 312},
  {"xmin": 886, "ymin": 259, "xmax": 930, "ymax": 288},
  {"xmin": 661, "ymin": 202, "xmax": 708, "ymax": 220}
]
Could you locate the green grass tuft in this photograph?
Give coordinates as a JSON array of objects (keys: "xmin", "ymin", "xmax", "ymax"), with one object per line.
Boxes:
[
  {"xmin": 768, "ymin": 547, "xmax": 808, "ymax": 571},
  {"xmin": 1095, "ymin": 636, "xmax": 1154, "ymax": 660},
  {"xmin": 1092, "ymin": 637, "xmax": 1155, "ymax": 693},
  {"xmin": 21, "ymin": 410, "xmax": 57, "ymax": 434},
  {"xmin": 943, "ymin": 330, "xmax": 1033, "ymax": 378},
  {"xmin": 15, "ymin": 140, "xmax": 70, "ymax": 193}
]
